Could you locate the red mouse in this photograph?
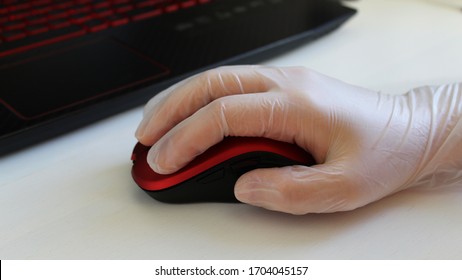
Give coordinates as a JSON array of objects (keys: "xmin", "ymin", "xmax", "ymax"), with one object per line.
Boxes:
[{"xmin": 131, "ymin": 137, "xmax": 315, "ymax": 203}]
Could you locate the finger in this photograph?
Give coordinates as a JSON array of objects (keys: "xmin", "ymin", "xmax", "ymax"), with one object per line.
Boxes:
[
  {"xmin": 234, "ymin": 164, "xmax": 372, "ymax": 214},
  {"xmin": 136, "ymin": 65, "xmax": 273, "ymax": 146},
  {"xmin": 135, "ymin": 73, "xmax": 199, "ymax": 137},
  {"xmin": 146, "ymin": 91, "xmax": 301, "ymax": 174}
]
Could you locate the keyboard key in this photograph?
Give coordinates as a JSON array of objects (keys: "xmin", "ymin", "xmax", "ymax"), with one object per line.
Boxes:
[
  {"xmin": 8, "ymin": 3, "xmax": 32, "ymax": 13},
  {"xmin": 47, "ymin": 10, "xmax": 69, "ymax": 20},
  {"xmin": 74, "ymin": 0, "xmax": 93, "ymax": 4},
  {"xmin": 25, "ymin": 24, "xmax": 49, "ymax": 36},
  {"xmin": 32, "ymin": 0, "xmax": 53, "ymax": 6},
  {"xmin": 7, "ymin": 11, "xmax": 31, "ymax": 21},
  {"xmin": 113, "ymin": 0, "xmax": 132, "ymax": 4},
  {"xmin": 26, "ymin": 15, "xmax": 48, "ymax": 25},
  {"xmin": 92, "ymin": 1, "xmax": 112, "ymax": 9},
  {"xmin": 68, "ymin": 5, "xmax": 92, "ymax": 15},
  {"xmin": 48, "ymin": 19, "xmax": 71, "ymax": 29},
  {"xmin": 30, "ymin": 6, "xmax": 52, "ymax": 16},
  {"xmin": 54, "ymin": 2, "xmax": 74, "ymax": 10},
  {"xmin": 130, "ymin": 8, "xmax": 163, "ymax": 21},
  {"xmin": 114, "ymin": 4, "xmax": 134, "ymax": 14},
  {"xmin": 69, "ymin": 13, "xmax": 92, "ymax": 24},
  {"xmin": 1, "ymin": 30, "xmax": 27, "ymax": 42},
  {"xmin": 0, "ymin": 7, "xmax": 9, "ymax": 15},
  {"xmin": 181, "ymin": 1, "xmax": 197, "ymax": 9},
  {"xmin": 84, "ymin": 19, "xmax": 109, "ymax": 32},
  {"xmin": 2, "ymin": 20, "xmax": 26, "ymax": 31},
  {"xmin": 165, "ymin": 4, "xmax": 180, "ymax": 13},
  {"xmin": 106, "ymin": 15, "xmax": 130, "ymax": 27}
]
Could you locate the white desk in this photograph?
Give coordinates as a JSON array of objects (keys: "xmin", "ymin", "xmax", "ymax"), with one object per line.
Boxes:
[{"xmin": 2, "ymin": 0, "xmax": 462, "ymax": 259}]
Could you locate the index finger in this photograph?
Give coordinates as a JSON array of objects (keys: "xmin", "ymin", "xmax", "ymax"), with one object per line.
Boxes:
[{"xmin": 135, "ymin": 65, "xmax": 273, "ymax": 146}]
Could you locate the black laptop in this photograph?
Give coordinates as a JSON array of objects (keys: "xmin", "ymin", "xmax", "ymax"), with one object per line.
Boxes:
[{"xmin": 0, "ymin": 0, "xmax": 356, "ymax": 155}]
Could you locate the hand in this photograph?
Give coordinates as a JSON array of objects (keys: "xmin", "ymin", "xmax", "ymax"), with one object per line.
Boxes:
[{"xmin": 135, "ymin": 65, "xmax": 462, "ymax": 214}]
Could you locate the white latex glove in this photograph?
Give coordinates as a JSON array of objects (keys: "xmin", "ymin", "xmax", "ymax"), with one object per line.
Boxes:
[{"xmin": 135, "ymin": 65, "xmax": 462, "ymax": 214}]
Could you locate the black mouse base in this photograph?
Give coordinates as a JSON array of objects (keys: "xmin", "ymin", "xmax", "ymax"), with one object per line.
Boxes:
[{"xmin": 143, "ymin": 152, "xmax": 308, "ymax": 203}]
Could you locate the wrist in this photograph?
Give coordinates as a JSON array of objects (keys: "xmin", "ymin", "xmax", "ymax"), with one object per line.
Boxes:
[{"xmin": 404, "ymin": 83, "xmax": 462, "ymax": 189}]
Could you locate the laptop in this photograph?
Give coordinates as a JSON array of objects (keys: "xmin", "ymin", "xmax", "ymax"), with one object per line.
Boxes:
[{"xmin": 0, "ymin": 0, "xmax": 356, "ymax": 156}]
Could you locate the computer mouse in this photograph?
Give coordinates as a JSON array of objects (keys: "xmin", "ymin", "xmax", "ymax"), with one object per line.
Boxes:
[{"xmin": 131, "ymin": 137, "xmax": 316, "ymax": 203}]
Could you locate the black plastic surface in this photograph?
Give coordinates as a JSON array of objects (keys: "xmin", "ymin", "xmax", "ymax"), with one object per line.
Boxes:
[
  {"xmin": 0, "ymin": 39, "xmax": 169, "ymax": 120},
  {"xmin": 144, "ymin": 151, "xmax": 306, "ymax": 203}
]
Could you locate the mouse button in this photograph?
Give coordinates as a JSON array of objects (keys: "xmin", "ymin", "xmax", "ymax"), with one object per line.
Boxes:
[
  {"xmin": 196, "ymin": 168, "xmax": 225, "ymax": 184},
  {"xmin": 132, "ymin": 142, "xmax": 149, "ymax": 159},
  {"xmin": 131, "ymin": 142, "xmax": 150, "ymax": 163},
  {"xmin": 131, "ymin": 142, "xmax": 179, "ymax": 191}
]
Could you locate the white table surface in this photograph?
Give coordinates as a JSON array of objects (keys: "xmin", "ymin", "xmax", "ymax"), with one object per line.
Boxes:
[{"xmin": 1, "ymin": 0, "xmax": 462, "ymax": 259}]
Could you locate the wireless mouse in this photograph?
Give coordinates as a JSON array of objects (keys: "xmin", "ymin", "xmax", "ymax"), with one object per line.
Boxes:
[{"xmin": 131, "ymin": 137, "xmax": 315, "ymax": 203}]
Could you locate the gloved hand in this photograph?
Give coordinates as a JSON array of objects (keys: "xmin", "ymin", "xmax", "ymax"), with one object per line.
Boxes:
[{"xmin": 135, "ymin": 65, "xmax": 462, "ymax": 214}]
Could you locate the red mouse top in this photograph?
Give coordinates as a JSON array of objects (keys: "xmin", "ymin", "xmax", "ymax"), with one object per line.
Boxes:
[{"xmin": 131, "ymin": 137, "xmax": 315, "ymax": 203}]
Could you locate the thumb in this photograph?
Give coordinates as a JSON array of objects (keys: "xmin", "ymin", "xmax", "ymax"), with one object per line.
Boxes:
[{"xmin": 234, "ymin": 164, "xmax": 366, "ymax": 215}]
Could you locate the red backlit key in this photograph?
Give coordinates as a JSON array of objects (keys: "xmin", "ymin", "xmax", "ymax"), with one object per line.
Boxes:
[
  {"xmin": 25, "ymin": 24, "xmax": 49, "ymax": 36},
  {"xmin": 181, "ymin": 0, "xmax": 197, "ymax": 9},
  {"xmin": 106, "ymin": 15, "xmax": 130, "ymax": 27},
  {"xmin": 2, "ymin": 20, "xmax": 26, "ymax": 31},
  {"xmin": 48, "ymin": 19, "xmax": 71, "ymax": 29},
  {"xmin": 2, "ymin": 30, "xmax": 27, "ymax": 42},
  {"xmin": 165, "ymin": 4, "xmax": 180, "ymax": 13},
  {"xmin": 130, "ymin": 8, "xmax": 163, "ymax": 21}
]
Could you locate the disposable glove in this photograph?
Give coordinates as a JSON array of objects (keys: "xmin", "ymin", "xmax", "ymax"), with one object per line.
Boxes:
[{"xmin": 135, "ymin": 66, "xmax": 462, "ymax": 214}]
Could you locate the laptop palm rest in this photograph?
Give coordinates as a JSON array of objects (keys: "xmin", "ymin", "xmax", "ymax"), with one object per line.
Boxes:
[{"xmin": 0, "ymin": 39, "xmax": 169, "ymax": 120}]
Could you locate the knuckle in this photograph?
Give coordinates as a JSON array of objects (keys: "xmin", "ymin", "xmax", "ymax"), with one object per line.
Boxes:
[
  {"xmin": 207, "ymin": 97, "xmax": 228, "ymax": 113},
  {"xmin": 196, "ymin": 69, "xmax": 216, "ymax": 85},
  {"xmin": 206, "ymin": 98, "xmax": 231, "ymax": 134}
]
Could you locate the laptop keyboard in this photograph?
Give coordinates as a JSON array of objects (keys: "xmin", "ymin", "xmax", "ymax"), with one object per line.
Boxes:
[{"xmin": 0, "ymin": 0, "xmax": 212, "ymax": 58}]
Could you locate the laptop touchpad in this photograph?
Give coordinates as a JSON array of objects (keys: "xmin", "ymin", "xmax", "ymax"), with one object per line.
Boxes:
[{"xmin": 0, "ymin": 39, "xmax": 170, "ymax": 120}]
